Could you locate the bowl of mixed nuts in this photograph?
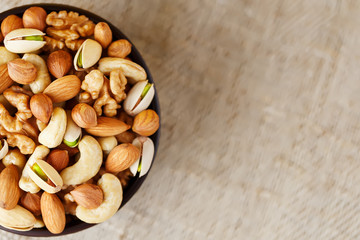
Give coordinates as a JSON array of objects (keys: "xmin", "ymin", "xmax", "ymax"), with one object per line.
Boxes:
[{"xmin": 0, "ymin": 3, "xmax": 160, "ymax": 237}]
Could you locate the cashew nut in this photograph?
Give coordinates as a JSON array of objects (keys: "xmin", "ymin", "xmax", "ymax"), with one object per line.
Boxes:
[
  {"xmin": 38, "ymin": 107, "xmax": 67, "ymax": 148},
  {"xmin": 2, "ymin": 149, "xmax": 26, "ymax": 170},
  {"xmin": 60, "ymin": 135, "xmax": 102, "ymax": 186},
  {"xmin": 75, "ymin": 173, "xmax": 122, "ymax": 223},
  {"xmin": 22, "ymin": 54, "xmax": 51, "ymax": 94},
  {"xmin": 19, "ymin": 145, "xmax": 50, "ymax": 193},
  {"xmin": 0, "ymin": 205, "xmax": 36, "ymax": 231},
  {"xmin": 97, "ymin": 136, "xmax": 117, "ymax": 155},
  {"xmin": 0, "ymin": 46, "xmax": 18, "ymax": 66}
]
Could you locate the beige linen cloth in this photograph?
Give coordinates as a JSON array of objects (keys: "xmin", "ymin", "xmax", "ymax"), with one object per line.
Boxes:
[{"xmin": 1, "ymin": 0, "xmax": 360, "ymax": 239}]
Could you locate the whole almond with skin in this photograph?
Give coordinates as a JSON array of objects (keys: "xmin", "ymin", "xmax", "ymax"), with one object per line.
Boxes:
[
  {"xmin": 21, "ymin": 192, "xmax": 41, "ymax": 216},
  {"xmin": 47, "ymin": 50, "xmax": 72, "ymax": 78},
  {"xmin": 30, "ymin": 93, "xmax": 53, "ymax": 123},
  {"xmin": 41, "ymin": 192, "xmax": 66, "ymax": 234},
  {"xmin": 0, "ymin": 164, "xmax": 21, "ymax": 210},
  {"xmin": 132, "ymin": 109, "xmax": 159, "ymax": 136},
  {"xmin": 71, "ymin": 103, "xmax": 97, "ymax": 128},
  {"xmin": 107, "ymin": 39, "xmax": 132, "ymax": 58},
  {"xmin": 23, "ymin": 7, "xmax": 47, "ymax": 31},
  {"xmin": 105, "ymin": 143, "xmax": 140, "ymax": 173},
  {"xmin": 0, "ymin": 64, "xmax": 14, "ymax": 94},
  {"xmin": 7, "ymin": 59, "xmax": 37, "ymax": 84},
  {"xmin": 70, "ymin": 184, "xmax": 103, "ymax": 209},
  {"xmin": 43, "ymin": 75, "xmax": 81, "ymax": 103},
  {"xmin": 1, "ymin": 15, "xmax": 23, "ymax": 37},
  {"xmin": 46, "ymin": 149, "xmax": 69, "ymax": 172},
  {"xmin": 85, "ymin": 117, "xmax": 130, "ymax": 137},
  {"xmin": 94, "ymin": 22, "xmax": 112, "ymax": 49}
]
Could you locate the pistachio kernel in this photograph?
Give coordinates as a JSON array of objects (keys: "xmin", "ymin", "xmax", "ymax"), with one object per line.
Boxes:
[{"xmin": 23, "ymin": 35, "xmax": 43, "ymax": 41}]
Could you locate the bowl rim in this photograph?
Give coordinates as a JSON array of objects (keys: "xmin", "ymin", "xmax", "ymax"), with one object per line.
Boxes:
[{"xmin": 0, "ymin": 3, "xmax": 161, "ymax": 237}]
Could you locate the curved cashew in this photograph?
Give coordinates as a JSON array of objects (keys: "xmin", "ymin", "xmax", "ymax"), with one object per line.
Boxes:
[
  {"xmin": 2, "ymin": 149, "xmax": 26, "ymax": 170},
  {"xmin": 19, "ymin": 145, "xmax": 50, "ymax": 193},
  {"xmin": 22, "ymin": 54, "xmax": 51, "ymax": 94},
  {"xmin": 38, "ymin": 107, "xmax": 67, "ymax": 148},
  {"xmin": 60, "ymin": 135, "xmax": 102, "ymax": 186},
  {"xmin": 0, "ymin": 205, "xmax": 36, "ymax": 231},
  {"xmin": 75, "ymin": 173, "xmax": 122, "ymax": 223}
]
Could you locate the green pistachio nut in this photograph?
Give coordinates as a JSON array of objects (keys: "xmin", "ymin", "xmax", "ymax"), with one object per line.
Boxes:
[
  {"xmin": 140, "ymin": 83, "xmax": 153, "ymax": 99},
  {"xmin": 31, "ymin": 163, "xmax": 47, "ymax": 181},
  {"xmin": 23, "ymin": 35, "xmax": 43, "ymax": 41},
  {"xmin": 63, "ymin": 136, "xmax": 80, "ymax": 148}
]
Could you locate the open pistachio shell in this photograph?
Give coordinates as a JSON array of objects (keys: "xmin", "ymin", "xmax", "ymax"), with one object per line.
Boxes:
[
  {"xmin": 0, "ymin": 139, "xmax": 8, "ymax": 160},
  {"xmin": 63, "ymin": 111, "xmax": 82, "ymax": 147},
  {"xmin": 130, "ymin": 136, "xmax": 154, "ymax": 177},
  {"xmin": 123, "ymin": 80, "xmax": 155, "ymax": 117},
  {"xmin": 4, "ymin": 28, "xmax": 46, "ymax": 54},
  {"xmin": 28, "ymin": 160, "xmax": 63, "ymax": 193},
  {"xmin": 0, "ymin": 205, "xmax": 36, "ymax": 231},
  {"xmin": 74, "ymin": 39, "xmax": 102, "ymax": 71}
]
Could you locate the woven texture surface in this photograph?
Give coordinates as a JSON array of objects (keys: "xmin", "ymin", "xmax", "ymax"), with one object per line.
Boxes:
[{"xmin": 1, "ymin": 0, "xmax": 359, "ymax": 239}]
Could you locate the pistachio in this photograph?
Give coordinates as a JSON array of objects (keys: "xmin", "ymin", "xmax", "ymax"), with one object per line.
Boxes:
[
  {"xmin": 123, "ymin": 80, "xmax": 155, "ymax": 116},
  {"xmin": 28, "ymin": 159, "xmax": 63, "ymax": 193},
  {"xmin": 4, "ymin": 28, "xmax": 46, "ymax": 53},
  {"xmin": 63, "ymin": 110, "xmax": 82, "ymax": 148},
  {"xmin": 129, "ymin": 137, "xmax": 155, "ymax": 177},
  {"xmin": 74, "ymin": 39, "xmax": 102, "ymax": 71},
  {"xmin": 0, "ymin": 205, "xmax": 36, "ymax": 231}
]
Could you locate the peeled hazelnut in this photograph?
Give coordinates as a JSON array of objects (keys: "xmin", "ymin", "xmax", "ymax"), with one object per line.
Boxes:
[
  {"xmin": 21, "ymin": 192, "xmax": 41, "ymax": 216},
  {"xmin": 22, "ymin": 7, "xmax": 47, "ymax": 31},
  {"xmin": 47, "ymin": 50, "xmax": 72, "ymax": 78},
  {"xmin": 7, "ymin": 58, "xmax": 37, "ymax": 84},
  {"xmin": 30, "ymin": 93, "xmax": 53, "ymax": 123},
  {"xmin": 132, "ymin": 109, "xmax": 159, "ymax": 136},
  {"xmin": 70, "ymin": 184, "xmax": 103, "ymax": 209},
  {"xmin": 107, "ymin": 39, "xmax": 132, "ymax": 58},
  {"xmin": 105, "ymin": 143, "xmax": 140, "ymax": 173},
  {"xmin": 46, "ymin": 149, "xmax": 69, "ymax": 172},
  {"xmin": 71, "ymin": 103, "xmax": 97, "ymax": 128},
  {"xmin": 1, "ymin": 15, "xmax": 23, "ymax": 37},
  {"xmin": 94, "ymin": 22, "xmax": 112, "ymax": 49}
]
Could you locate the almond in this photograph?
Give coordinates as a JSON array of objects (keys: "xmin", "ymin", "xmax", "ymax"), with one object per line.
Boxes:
[
  {"xmin": 43, "ymin": 75, "xmax": 81, "ymax": 103},
  {"xmin": 94, "ymin": 22, "xmax": 112, "ymax": 48},
  {"xmin": 107, "ymin": 39, "xmax": 132, "ymax": 58},
  {"xmin": 0, "ymin": 164, "xmax": 21, "ymax": 210},
  {"xmin": 132, "ymin": 109, "xmax": 159, "ymax": 136},
  {"xmin": 7, "ymin": 59, "xmax": 37, "ymax": 84},
  {"xmin": 41, "ymin": 192, "xmax": 66, "ymax": 234},
  {"xmin": 0, "ymin": 64, "xmax": 14, "ymax": 94},
  {"xmin": 22, "ymin": 7, "xmax": 47, "ymax": 31},
  {"xmin": 30, "ymin": 93, "xmax": 53, "ymax": 123},
  {"xmin": 1, "ymin": 15, "xmax": 23, "ymax": 37},
  {"xmin": 46, "ymin": 149, "xmax": 69, "ymax": 172},
  {"xmin": 105, "ymin": 143, "xmax": 140, "ymax": 173},
  {"xmin": 20, "ymin": 192, "xmax": 41, "ymax": 216},
  {"xmin": 70, "ymin": 184, "xmax": 103, "ymax": 209},
  {"xmin": 47, "ymin": 50, "xmax": 72, "ymax": 78},
  {"xmin": 85, "ymin": 117, "xmax": 130, "ymax": 137},
  {"xmin": 71, "ymin": 103, "xmax": 97, "ymax": 128}
]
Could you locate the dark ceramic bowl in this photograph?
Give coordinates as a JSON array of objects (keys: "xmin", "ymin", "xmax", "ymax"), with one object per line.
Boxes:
[{"xmin": 0, "ymin": 3, "xmax": 160, "ymax": 237}]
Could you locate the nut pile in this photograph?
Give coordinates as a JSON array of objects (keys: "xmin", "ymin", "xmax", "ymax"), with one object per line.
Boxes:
[{"xmin": 0, "ymin": 7, "xmax": 159, "ymax": 234}]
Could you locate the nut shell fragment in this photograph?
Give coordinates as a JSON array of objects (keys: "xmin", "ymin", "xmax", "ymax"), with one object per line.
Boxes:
[
  {"xmin": 28, "ymin": 160, "xmax": 63, "ymax": 193},
  {"xmin": 0, "ymin": 205, "xmax": 36, "ymax": 231}
]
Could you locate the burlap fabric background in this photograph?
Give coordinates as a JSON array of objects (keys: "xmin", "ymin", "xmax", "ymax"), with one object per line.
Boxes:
[{"xmin": 1, "ymin": 0, "xmax": 358, "ymax": 239}]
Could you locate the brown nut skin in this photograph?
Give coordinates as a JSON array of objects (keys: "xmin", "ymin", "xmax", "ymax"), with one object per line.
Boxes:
[
  {"xmin": 71, "ymin": 103, "xmax": 97, "ymax": 128},
  {"xmin": 0, "ymin": 164, "xmax": 21, "ymax": 210},
  {"xmin": 105, "ymin": 143, "xmax": 140, "ymax": 173},
  {"xmin": 46, "ymin": 149, "xmax": 69, "ymax": 172},
  {"xmin": 22, "ymin": 7, "xmax": 47, "ymax": 31},
  {"xmin": 7, "ymin": 59, "xmax": 37, "ymax": 84},
  {"xmin": 94, "ymin": 22, "xmax": 112, "ymax": 49},
  {"xmin": 132, "ymin": 109, "xmax": 159, "ymax": 136},
  {"xmin": 47, "ymin": 50, "xmax": 72, "ymax": 78},
  {"xmin": 43, "ymin": 75, "xmax": 81, "ymax": 103},
  {"xmin": 70, "ymin": 183, "xmax": 103, "ymax": 209},
  {"xmin": 0, "ymin": 64, "xmax": 14, "ymax": 94},
  {"xmin": 41, "ymin": 192, "xmax": 66, "ymax": 234},
  {"xmin": 85, "ymin": 117, "xmax": 130, "ymax": 137},
  {"xmin": 30, "ymin": 93, "xmax": 53, "ymax": 124},
  {"xmin": 1, "ymin": 15, "xmax": 23, "ymax": 37},
  {"xmin": 20, "ymin": 192, "xmax": 42, "ymax": 216},
  {"xmin": 107, "ymin": 39, "xmax": 132, "ymax": 58}
]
